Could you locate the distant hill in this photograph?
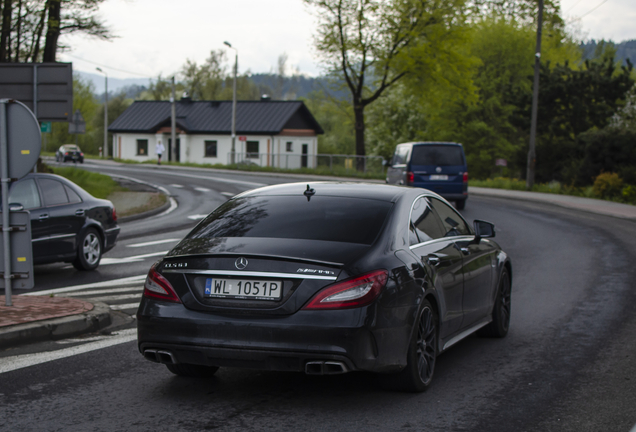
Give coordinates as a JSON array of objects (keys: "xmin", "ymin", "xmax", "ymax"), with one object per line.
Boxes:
[{"xmin": 580, "ymin": 39, "xmax": 636, "ymax": 65}]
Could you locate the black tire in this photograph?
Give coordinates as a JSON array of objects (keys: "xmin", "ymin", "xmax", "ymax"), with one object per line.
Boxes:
[
  {"xmin": 380, "ymin": 300, "xmax": 438, "ymax": 392},
  {"xmin": 72, "ymin": 228, "xmax": 102, "ymax": 271},
  {"xmin": 456, "ymin": 199, "xmax": 466, "ymax": 210},
  {"xmin": 166, "ymin": 363, "xmax": 219, "ymax": 378},
  {"xmin": 479, "ymin": 268, "xmax": 511, "ymax": 338}
]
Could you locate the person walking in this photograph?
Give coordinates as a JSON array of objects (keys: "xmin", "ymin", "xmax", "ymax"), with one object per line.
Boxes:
[{"xmin": 156, "ymin": 140, "xmax": 165, "ymax": 165}]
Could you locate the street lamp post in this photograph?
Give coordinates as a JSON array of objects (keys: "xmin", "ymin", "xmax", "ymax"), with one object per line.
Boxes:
[
  {"xmin": 224, "ymin": 41, "xmax": 238, "ymax": 164},
  {"xmin": 96, "ymin": 67, "xmax": 108, "ymax": 158}
]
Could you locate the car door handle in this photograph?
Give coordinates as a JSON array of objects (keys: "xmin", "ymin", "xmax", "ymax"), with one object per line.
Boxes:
[
  {"xmin": 426, "ymin": 254, "xmax": 441, "ymax": 266},
  {"xmin": 38, "ymin": 214, "xmax": 49, "ymax": 220},
  {"xmin": 75, "ymin": 209, "xmax": 85, "ymax": 216},
  {"xmin": 460, "ymin": 247, "xmax": 470, "ymax": 255}
]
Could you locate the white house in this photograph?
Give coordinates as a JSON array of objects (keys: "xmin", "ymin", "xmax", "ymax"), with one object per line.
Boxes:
[{"xmin": 108, "ymin": 98, "xmax": 324, "ymax": 169}]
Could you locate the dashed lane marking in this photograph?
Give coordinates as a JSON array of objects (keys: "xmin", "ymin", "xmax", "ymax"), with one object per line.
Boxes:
[
  {"xmin": 57, "ymin": 286, "xmax": 143, "ymax": 297},
  {"xmin": 99, "ymin": 250, "xmax": 168, "ymax": 265},
  {"xmin": 195, "ymin": 187, "xmax": 212, "ymax": 192},
  {"xmin": 170, "ymin": 184, "xmax": 183, "ymax": 188},
  {"xmin": 0, "ymin": 329, "xmax": 137, "ymax": 374},
  {"xmin": 187, "ymin": 214, "xmax": 208, "ymax": 220},
  {"xmin": 22, "ymin": 275, "xmax": 147, "ymax": 296},
  {"xmin": 221, "ymin": 192, "xmax": 234, "ymax": 197},
  {"xmin": 110, "ymin": 302, "xmax": 141, "ymax": 311},
  {"xmin": 126, "ymin": 238, "xmax": 180, "ymax": 248}
]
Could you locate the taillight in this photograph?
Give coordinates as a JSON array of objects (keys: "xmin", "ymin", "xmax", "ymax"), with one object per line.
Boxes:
[
  {"xmin": 143, "ymin": 264, "xmax": 181, "ymax": 303},
  {"xmin": 112, "ymin": 207, "xmax": 117, "ymax": 222},
  {"xmin": 302, "ymin": 269, "xmax": 388, "ymax": 310},
  {"xmin": 406, "ymin": 171, "xmax": 414, "ymax": 185},
  {"xmin": 64, "ymin": 152, "xmax": 69, "ymax": 155},
  {"xmin": 463, "ymin": 172, "xmax": 468, "ymax": 183},
  {"xmin": 80, "ymin": 152, "xmax": 84, "ymax": 156}
]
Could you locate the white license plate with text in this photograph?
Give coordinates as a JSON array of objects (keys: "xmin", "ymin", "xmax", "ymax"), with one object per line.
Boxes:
[
  {"xmin": 204, "ymin": 278, "xmax": 282, "ymax": 300},
  {"xmin": 429, "ymin": 175, "xmax": 449, "ymax": 180}
]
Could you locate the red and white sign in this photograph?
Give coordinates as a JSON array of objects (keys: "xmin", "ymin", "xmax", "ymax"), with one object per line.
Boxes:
[
  {"xmin": 495, "ymin": 158, "xmax": 507, "ymax": 167},
  {"xmin": 238, "ymin": 136, "xmax": 247, "ymax": 141}
]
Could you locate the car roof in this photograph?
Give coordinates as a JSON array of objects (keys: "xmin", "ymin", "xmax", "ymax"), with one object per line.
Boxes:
[
  {"xmin": 238, "ymin": 181, "xmax": 415, "ymax": 203},
  {"xmin": 398, "ymin": 141, "xmax": 463, "ymax": 147}
]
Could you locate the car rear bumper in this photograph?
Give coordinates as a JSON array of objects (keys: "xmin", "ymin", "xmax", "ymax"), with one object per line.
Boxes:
[
  {"xmin": 137, "ymin": 298, "xmax": 410, "ymax": 374},
  {"xmin": 104, "ymin": 226, "xmax": 120, "ymax": 252}
]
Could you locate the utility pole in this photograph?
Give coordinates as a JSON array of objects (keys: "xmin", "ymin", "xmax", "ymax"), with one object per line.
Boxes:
[
  {"xmin": 96, "ymin": 67, "xmax": 108, "ymax": 158},
  {"xmin": 224, "ymin": 41, "xmax": 238, "ymax": 164},
  {"xmin": 526, "ymin": 0, "xmax": 544, "ymax": 190},
  {"xmin": 171, "ymin": 76, "xmax": 176, "ymax": 163}
]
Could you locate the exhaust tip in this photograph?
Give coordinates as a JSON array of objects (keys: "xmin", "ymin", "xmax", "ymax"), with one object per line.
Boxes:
[
  {"xmin": 305, "ymin": 361, "xmax": 348, "ymax": 375},
  {"xmin": 143, "ymin": 349, "xmax": 159, "ymax": 363},
  {"xmin": 143, "ymin": 349, "xmax": 176, "ymax": 364}
]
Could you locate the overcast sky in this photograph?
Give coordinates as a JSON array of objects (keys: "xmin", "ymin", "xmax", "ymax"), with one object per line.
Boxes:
[{"xmin": 58, "ymin": 0, "xmax": 636, "ymax": 81}]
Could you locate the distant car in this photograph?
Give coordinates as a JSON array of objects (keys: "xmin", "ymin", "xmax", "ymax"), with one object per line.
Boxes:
[
  {"xmin": 137, "ymin": 182, "xmax": 511, "ymax": 392},
  {"xmin": 7, "ymin": 173, "xmax": 119, "ymax": 270},
  {"xmin": 386, "ymin": 142, "xmax": 468, "ymax": 209},
  {"xmin": 56, "ymin": 144, "xmax": 84, "ymax": 163}
]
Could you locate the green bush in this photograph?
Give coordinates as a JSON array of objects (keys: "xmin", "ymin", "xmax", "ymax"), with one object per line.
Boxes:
[
  {"xmin": 622, "ymin": 185, "xmax": 636, "ymax": 204},
  {"xmin": 592, "ymin": 172, "xmax": 624, "ymax": 199}
]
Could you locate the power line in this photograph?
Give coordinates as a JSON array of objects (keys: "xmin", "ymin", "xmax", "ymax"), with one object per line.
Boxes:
[
  {"xmin": 565, "ymin": 0, "xmax": 585, "ymax": 13},
  {"xmin": 61, "ymin": 53, "xmax": 157, "ymax": 79},
  {"xmin": 578, "ymin": 0, "xmax": 610, "ymax": 19}
]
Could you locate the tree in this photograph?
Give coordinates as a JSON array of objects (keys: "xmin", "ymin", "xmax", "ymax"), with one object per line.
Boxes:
[
  {"xmin": 0, "ymin": 0, "xmax": 111, "ymax": 63},
  {"xmin": 304, "ymin": 0, "xmax": 467, "ymax": 168}
]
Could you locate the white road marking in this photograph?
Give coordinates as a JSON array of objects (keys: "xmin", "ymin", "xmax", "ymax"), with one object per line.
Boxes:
[
  {"xmin": 0, "ymin": 329, "xmax": 137, "ymax": 374},
  {"xmin": 194, "ymin": 187, "xmax": 211, "ymax": 192},
  {"xmin": 99, "ymin": 250, "xmax": 168, "ymax": 265},
  {"xmin": 22, "ymin": 275, "xmax": 147, "ymax": 296},
  {"xmin": 170, "ymin": 184, "xmax": 183, "ymax": 188},
  {"xmin": 57, "ymin": 286, "xmax": 143, "ymax": 297},
  {"xmin": 126, "ymin": 238, "xmax": 180, "ymax": 248},
  {"xmin": 85, "ymin": 293, "xmax": 142, "ymax": 302},
  {"xmin": 221, "ymin": 192, "xmax": 234, "ymax": 197},
  {"xmin": 187, "ymin": 214, "xmax": 207, "ymax": 220},
  {"xmin": 110, "ymin": 302, "xmax": 141, "ymax": 311}
]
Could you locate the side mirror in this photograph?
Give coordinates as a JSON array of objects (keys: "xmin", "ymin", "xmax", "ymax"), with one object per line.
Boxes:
[{"xmin": 472, "ymin": 219, "xmax": 495, "ymax": 243}]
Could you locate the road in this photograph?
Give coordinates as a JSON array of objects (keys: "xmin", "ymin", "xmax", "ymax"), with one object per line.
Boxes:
[{"xmin": 1, "ymin": 162, "xmax": 635, "ymax": 431}]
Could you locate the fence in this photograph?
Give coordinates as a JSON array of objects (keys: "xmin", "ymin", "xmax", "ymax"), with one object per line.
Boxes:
[{"xmin": 228, "ymin": 152, "xmax": 385, "ymax": 174}]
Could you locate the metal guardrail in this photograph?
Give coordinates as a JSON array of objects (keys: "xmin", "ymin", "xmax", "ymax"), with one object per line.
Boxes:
[{"xmin": 228, "ymin": 152, "xmax": 385, "ymax": 174}]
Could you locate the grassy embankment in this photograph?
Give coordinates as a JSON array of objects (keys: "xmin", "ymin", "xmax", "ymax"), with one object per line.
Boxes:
[
  {"xmin": 470, "ymin": 177, "xmax": 636, "ymax": 205},
  {"xmin": 51, "ymin": 166, "xmax": 167, "ymax": 217}
]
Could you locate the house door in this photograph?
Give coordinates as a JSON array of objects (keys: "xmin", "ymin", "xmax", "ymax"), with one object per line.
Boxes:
[
  {"xmin": 168, "ymin": 138, "xmax": 181, "ymax": 162},
  {"xmin": 301, "ymin": 144, "xmax": 308, "ymax": 168}
]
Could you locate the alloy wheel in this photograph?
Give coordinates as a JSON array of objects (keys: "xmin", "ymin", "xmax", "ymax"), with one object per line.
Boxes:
[
  {"xmin": 83, "ymin": 233, "xmax": 101, "ymax": 265},
  {"xmin": 416, "ymin": 306, "xmax": 437, "ymax": 385}
]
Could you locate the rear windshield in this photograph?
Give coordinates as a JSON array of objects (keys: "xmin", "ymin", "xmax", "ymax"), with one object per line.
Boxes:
[
  {"xmin": 186, "ymin": 196, "xmax": 393, "ymax": 245},
  {"xmin": 411, "ymin": 145, "xmax": 464, "ymax": 166}
]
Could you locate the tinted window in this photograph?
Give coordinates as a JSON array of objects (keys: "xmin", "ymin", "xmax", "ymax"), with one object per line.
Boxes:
[
  {"xmin": 39, "ymin": 179, "xmax": 69, "ymax": 206},
  {"xmin": 8, "ymin": 179, "xmax": 41, "ymax": 209},
  {"xmin": 65, "ymin": 185, "xmax": 82, "ymax": 204},
  {"xmin": 410, "ymin": 197, "xmax": 444, "ymax": 244},
  {"xmin": 187, "ymin": 196, "xmax": 393, "ymax": 245},
  {"xmin": 392, "ymin": 145, "xmax": 410, "ymax": 165},
  {"xmin": 411, "ymin": 145, "xmax": 464, "ymax": 166},
  {"xmin": 429, "ymin": 198, "xmax": 470, "ymax": 236}
]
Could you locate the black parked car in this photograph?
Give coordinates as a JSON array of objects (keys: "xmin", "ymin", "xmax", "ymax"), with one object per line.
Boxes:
[
  {"xmin": 7, "ymin": 173, "xmax": 119, "ymax": 270},
  {"xmin": 56, "ymin": 144, "xmax": 84, "ymax": 163},
  {"xmin": 137, "ymin": 182, "xmax": 511, "ymax": 392}
]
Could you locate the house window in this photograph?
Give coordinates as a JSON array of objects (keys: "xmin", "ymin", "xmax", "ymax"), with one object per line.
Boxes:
[
  {"xmin": 137, "ymin": 139, "xmax": 148, "ymax": 156},
  {"xmin": 246, "ymin": 141, "xmax": 259, "ymax": 159},
  {"xmin": 286, "ymin": 142, "xmax": 293, "ymax": 152},
  {"xmin": 204, "ymin": 140, "xmax": 217, "ymax": 158}
]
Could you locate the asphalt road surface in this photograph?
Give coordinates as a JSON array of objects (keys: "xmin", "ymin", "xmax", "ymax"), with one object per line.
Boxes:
[{"xmin": 1, "ymin": 163, "xmax": 635, "ymax": 431}]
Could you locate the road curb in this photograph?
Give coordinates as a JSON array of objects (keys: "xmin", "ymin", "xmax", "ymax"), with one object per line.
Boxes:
[
  {"xmin": 0, "ymin": 302, "xmax": 112, "ymax": 349},
  {"xmin": 108, "ymin": 174, "xmax": 174, "ymax": 223}
]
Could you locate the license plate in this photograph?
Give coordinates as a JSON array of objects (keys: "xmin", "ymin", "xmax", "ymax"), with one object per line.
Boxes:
[
  {"xmin": 429, "ymin": 175, "xmax": 448, "ymax": 180},
  {"xmin": 204, "ymin": 278, "xmax": 282, "ymax": 300}
]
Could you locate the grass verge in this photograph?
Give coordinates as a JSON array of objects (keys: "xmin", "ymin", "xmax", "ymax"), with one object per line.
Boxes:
[
  {"xmin": 52, "ymin": 166, "xmax": 126, "ymax": 199},
  {"xmin": 112, "ymin": 158, "xmax": 386, "ymax": 180}
]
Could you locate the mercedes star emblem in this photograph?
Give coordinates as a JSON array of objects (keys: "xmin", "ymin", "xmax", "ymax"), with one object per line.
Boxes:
[{"xmin": 235, "ymin": 257, "xmax": 249, "ymax": 270}]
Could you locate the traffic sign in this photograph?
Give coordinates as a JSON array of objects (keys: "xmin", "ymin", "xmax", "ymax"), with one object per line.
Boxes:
[
  {"xmin": 2, "ymin": 100, "xmax": 41, "ymax": 179},
  {"xmin": 238, "ymin": 136, "xmax": 247, "ymax": 141},
  {"xmin": 40, "ymin": 121, "xmax": 51, "ymax": 133}
]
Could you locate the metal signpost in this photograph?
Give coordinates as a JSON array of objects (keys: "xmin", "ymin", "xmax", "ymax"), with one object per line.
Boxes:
[
  {"xmin": 0, "ymin": 99, "xmax": 41, "ymax": 305},
  {"xmin": 69, "ymin": 109, "xmax": 86, "ymax": 145}
]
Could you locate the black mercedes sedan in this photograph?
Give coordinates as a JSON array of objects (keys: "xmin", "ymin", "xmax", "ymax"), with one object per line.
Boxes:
[
  {"xmin": 7, "ymin": 173, "xmax": 120, "ymax": 270},
  {"xmin": 137, "ymin": 182, "xmax": 511, "ymax": 392}
]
